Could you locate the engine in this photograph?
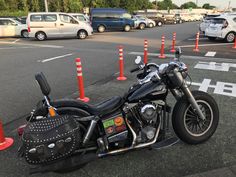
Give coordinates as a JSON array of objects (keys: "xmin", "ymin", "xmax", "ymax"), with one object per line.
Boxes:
[{"xmin": 127, "ymin": 102, "xmax": 161, "ymax": 143}]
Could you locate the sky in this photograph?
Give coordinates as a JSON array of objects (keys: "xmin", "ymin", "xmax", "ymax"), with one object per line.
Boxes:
[{"xmin": 167, "ymin": 0, "xmax": 236, "ymax": 9}]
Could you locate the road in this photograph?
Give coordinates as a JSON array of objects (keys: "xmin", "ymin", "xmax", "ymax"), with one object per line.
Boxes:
[{"xmin": 0, "ymin": 21, "xmax": 235, "ymax": 177}]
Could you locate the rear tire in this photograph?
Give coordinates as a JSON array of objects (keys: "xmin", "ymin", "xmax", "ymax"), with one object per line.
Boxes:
[
  {"xmin": 172, "ymin": 91, "xmax": 219, "ymax": 144},
  {"xmin": 77, "ymin": 30, "xmax": 88, "ymax": 39},
  {"xmin": 139, "ymin": 23, "xmax": 146, "ymax": 30},
  {"xmin": 157, "ymin": 21, "xmax": 163, "ymax": 27},
  {"xmin": 21, "ymin": 30, "xmax": 28, "ymax": 38},
  {"xmin": 225, "ymin": 32, "xmax": 235, "ymax": 43},
  {"xmin": 149, "ymin": 23, "xmax": 154, "ymax": 28},
  {"xmin": 124, "ymin": 25, "xmax": 131, "ymax": 32},
  {"xmin": 97, "ymin": 25, "xmax": 105, "ymax": 33},
  {"xmin": 35, "ymin": 31, "xmax": 47, "ymax": 41}
]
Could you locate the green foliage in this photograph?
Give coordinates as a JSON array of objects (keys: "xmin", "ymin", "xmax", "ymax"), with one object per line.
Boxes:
[
  {"xmin": 152, "ymin": 0, "xmax": 179, "ymax": 10},
  {"xmin": 202, "ymin": 3, "xmax": 215, "ymax": 9},
  {"xmin": 180, "ymin": 1, "xmax": 198, "ymax": 9},
  {"xmin": 0, "ymin": 0, "xmax": 7, "ymax": 11}
]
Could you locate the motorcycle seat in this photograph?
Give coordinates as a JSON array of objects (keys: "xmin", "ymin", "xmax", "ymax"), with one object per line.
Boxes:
[{"xmin": 93, "ymin": 96, "xmax": 123, "ymax": 116}]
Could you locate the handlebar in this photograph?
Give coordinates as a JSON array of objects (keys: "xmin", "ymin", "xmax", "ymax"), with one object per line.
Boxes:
[{"xmin": 130, "ymin": 67, "xmax": 140, "ymax": 73}]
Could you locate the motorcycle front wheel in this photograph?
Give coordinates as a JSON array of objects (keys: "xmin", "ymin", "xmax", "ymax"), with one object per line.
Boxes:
[{"xmin": 172, "ymin": 90, "xmax": 219, "ymax": 144}]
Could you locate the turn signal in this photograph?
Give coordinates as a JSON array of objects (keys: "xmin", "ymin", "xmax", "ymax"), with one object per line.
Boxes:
[
  {"xmin": 114, "ymin": 117, "xmax": 124, "ymax": 126},
  {"xmin": 49, "ymin": 107, "xmax": 56, "ymax": 117}
]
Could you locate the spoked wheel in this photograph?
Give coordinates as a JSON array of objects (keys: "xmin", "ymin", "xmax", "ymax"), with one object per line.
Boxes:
[
  {"xmin": 172, "ymin": 91, "xmax": 219, "ymax": 144},
  {"xmin": 184, "ymin": 100, "xmax": 213, "ymax": 137}
]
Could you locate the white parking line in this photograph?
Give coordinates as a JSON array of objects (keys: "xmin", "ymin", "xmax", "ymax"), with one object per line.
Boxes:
[
  {"xmin": 0, "ymin": 46, "xmax": 36, "ymax": 50},
  {"xmin": 205, "ymin": 51, "xmax": 216, "ymax": 57},
  {"xmin": 12, "ymin": 39, "xmax": 20, "ymax": 43},
  {"xmin": 177, "ymin": 43, "xmax": 233, "ymax": 48},
  {"xmin": 0, "ymin": 41, "xmax": 64, "ymax": 48},
  {"xmin": 129, "ymin": 52, "xmax": 236, "ymax": 62},
  {"xmin": 39, "ymin": 53, "xmax": 73, "ymax": 63}
]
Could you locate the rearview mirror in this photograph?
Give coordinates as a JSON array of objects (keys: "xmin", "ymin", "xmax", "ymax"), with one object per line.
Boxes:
[
  {"xmin": 135, "ymin": 56, "xmax": 142, "ymax": 65},
  {"xmin": 175, "ymin": 47, "xmax": 182, "ymax": 59}
]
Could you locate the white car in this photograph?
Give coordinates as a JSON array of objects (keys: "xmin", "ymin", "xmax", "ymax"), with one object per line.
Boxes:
[
  {"xmin": 135, "ymin": 15, "xmax": 156, "ymax": 28},
  {"xmin": 205, "ymin": 15, "xmax": 236, "ymax": 43},
  {"xmin": 199, "ymin": 15, "xmax": 221, "ymax": 33},
  {"xmin": 0, "ymin": 18, "xmax": 28, "ymax": 38},
  {"xmin": 27, "ymin": 12, "xmax": 93, "ymax": 41}
]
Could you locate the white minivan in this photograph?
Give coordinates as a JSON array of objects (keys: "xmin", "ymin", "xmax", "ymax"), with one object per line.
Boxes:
[{"xmin": 27, "ymin": 12, "xmax": 93, "ymax": 41}]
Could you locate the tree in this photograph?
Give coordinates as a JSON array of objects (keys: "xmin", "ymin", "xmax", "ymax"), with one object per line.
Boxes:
[
  {"xmin": 68, "ymin": 0, "xmax": 83, "ymax": 12},
  {"xmin": 31, "ymin": 0, "xmax": 40, "ymax": 12},
  {"xmin": 202, "ymin": 3, "xmax": 215, "ymax": 9},
  {"xmin": 180, "ymin": 1, "xmax": 198, "ymax": 9},
  {"xmin": 0, "ymin": 0, "xmax": 7, "ymax": 10}
]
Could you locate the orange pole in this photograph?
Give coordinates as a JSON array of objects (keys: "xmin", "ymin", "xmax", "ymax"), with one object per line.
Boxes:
[
  {"xmin": 144, "ymin": 39, "xmax": 148, "ymax": 64},
  {"xmin": 76, "ymin": 58, "xmax": 90, "ymax": 102},
  {"xmin": 233, "ymin": 37, "xmax": 236, "ymax": 49},
  {"xmin": 193, "ymin": 32, "xmax": 200, "ymax": 52},
  {"xmin": 170, "ymin": 32, "xmax": 176, "ymax": 53},
  {"xmin": 159, "ymin": 35, "xmax": 166, "ymax": 59},
  {"xmin": 117, "ymin": 46, "xmax": 127, "ymax": 81},
  {"xmin": 0, "ymin": 120, "xmax": 14, "ymax": 151}
]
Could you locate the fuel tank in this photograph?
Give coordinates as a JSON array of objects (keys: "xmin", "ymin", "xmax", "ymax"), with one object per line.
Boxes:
[{"xmin": 126, "ymin": 81, "xmax": 167, "ymax": 103}]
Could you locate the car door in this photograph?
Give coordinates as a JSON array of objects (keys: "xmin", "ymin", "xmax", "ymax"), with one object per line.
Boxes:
[
  {"xmin": 42, "ymin": 14, "xmax": 60, "ymax": 37},
  {"xmin": 59, "ymin": 14, "xmax": 78, "ymax": 37},
  {"xmin": 0, "ymin": 19, "xmax": 16, "ymax": 37}
]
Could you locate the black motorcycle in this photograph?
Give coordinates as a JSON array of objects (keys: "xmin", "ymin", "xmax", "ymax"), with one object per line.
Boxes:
[{"xmin": 18, "ymin": 48, "xmax": 219, "ymax": 173}]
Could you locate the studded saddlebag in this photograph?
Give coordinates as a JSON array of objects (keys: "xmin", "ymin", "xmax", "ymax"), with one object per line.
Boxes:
[{"xmin": 20, "ymin": 115, "xmax": 80, "ymax": 165}]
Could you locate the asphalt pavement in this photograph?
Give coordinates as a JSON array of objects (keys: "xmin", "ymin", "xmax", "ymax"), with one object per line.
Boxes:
[{"xmin": 0, "ymin": 21, "xmax": 235, "ymax": 177}]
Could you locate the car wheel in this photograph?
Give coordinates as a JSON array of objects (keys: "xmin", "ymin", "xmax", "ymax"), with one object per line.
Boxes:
[
  {"xmin": 124, "ymin": 25, "xmax": 131, "ymax": 32},
  {"xmin": 97, "ymin": 25, "xmax": 105, "ymax": 33},
  {"xmin": 35, "ymin": 31, "xmax": 46, "ymax": 41},
  {"xmin": 21, "ymin": 30, "xmax": 29, "ymax": 38},
  {"xmin": 139, "ymin": 23, "xmax": 145, "ymax": 30},
  {"xmin": 225, "ymin": 32, "xmax": 235, "ymax": 43},
  {"xmin": 77, "ymin": 30, "xmax": 88, "ymax": 39},
  {"xmin": 208, "ymin": 37, "xmax": 216, "ymax": 41},
  {"xmin": 179, "ymin": 20, "xmax": 183, "ymax": 24},
  {"xmin": 157, "ymin": 21, "xmax": 163, "ymax": 27},
  {"xmin": 149, "ymin": 23, "xmax": 154, "ymax": 28}
]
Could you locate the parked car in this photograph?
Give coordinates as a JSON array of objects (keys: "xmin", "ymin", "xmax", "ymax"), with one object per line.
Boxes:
[
  {"xmin": 90, "ymin": 8, "xmax": 134, "ymax": 32},
  {"xmin": 68, "ymin": 13, "xmax": 90, "ymax": 24},
  {"xmin": 199, "ymin": 15, "xmax": 220, "ymax": 34},
  {"xmin": 180, "ymin": 13, "xmax": 195, "ymax": 22},
  {"xmin": 132, "ymin": 15, "xmax": 148, "ymax": 29},
  {"xmin": 175, "ymin": 14, "xmax": 183, "ymax": 23},
  {"xmin": 134, "ymin": 15, "xmax": 156, "ymax": 28},
  {"xmin": 191, "ymin": 14, "xmax": 203, "ymax": 21},
  {"xmin": 162, "ymin": 14, "xmax": 177, "ymax": 24},
  {"xmin": 133, "ymin": 12, "xmax": 165, "ymax": 27},
  {"xmin": 205, "ymin": 15, "xmax": 236, "ymax": 43},
  {"xmin": 27, "ymin": 12, "xmax": 93, "ymax": 41},
  {"xmin": 0, "ymin": 17, "xmax": 28, "ymax": 37}
]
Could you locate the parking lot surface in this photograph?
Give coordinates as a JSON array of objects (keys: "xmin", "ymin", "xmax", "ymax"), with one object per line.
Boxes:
[{"xmin": 0, "ymin": 22, "xmax": 235, "ymax": 177}]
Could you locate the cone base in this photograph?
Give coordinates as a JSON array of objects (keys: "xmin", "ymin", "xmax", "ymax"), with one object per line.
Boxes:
[
  {"xmin": 117, "ymin": 76, "xmax": 127, "ymax": 81},
  {"xmin": 159, "ymin": 55, "xmax": 166, "ymax": 59},
  {"xmin": 170, "ymin": 49, "xmax": 176, "ymax": 53},
  {"xmin": 193, "ymin": 48, "xmax": 199, "ymax": 52},
  {"xmin": 233, "ymin": 46, "xmax": 236, "ymax": 49},
  {"xmin": 0, "ymin": 138, "xmax": 14, "ymax": 151},
  {"xmin": 78, "ymin": 97, "xmax": 90, "ymax": 103}
]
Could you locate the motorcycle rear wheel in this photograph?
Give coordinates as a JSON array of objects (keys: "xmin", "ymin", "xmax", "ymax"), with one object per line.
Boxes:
[{"xmin": 172, "ymin": 91, "xmax": 219, "ymax": 144}]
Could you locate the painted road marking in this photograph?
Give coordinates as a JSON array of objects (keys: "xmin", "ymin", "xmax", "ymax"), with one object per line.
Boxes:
[
  {"xmin": 189, "ymin": 79, "xmax": 236, "ymax": 97},
  {"xmin": 205, "ymin": 51, "xmax": 216, "ymax": 57},
  {"xmin": 12, "ymin": 39, "xmax": 20, "ymax": 43},
  {"xmin": 129, "ymin": 52, "xmax": 236, "ymax": 62},
  {"xmin": 40, "ymin": 53, "xmax": 73, "ymax": 63},
  {"xmin": 177, "ymin": 43, "xmax": 233, "ymax": 48},
  {"xmin": 194, "ymin": 62, "xmax": 236, "ymax": 72}
]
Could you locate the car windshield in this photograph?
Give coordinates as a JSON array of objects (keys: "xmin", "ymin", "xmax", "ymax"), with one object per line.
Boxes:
[{"xmin": 122, "ymin": 13, "xmax": 132, "ymax": 19}]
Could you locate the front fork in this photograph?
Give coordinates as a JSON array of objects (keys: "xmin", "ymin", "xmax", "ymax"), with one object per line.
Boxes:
[{"xmin": 180, "ymin": 84, "xmax": 206, "ymax": 120}]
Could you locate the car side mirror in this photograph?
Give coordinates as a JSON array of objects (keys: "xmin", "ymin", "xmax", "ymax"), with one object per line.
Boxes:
[{"xmin": 175, "ymin": 47, "xmax": 182, "ymax": 59}]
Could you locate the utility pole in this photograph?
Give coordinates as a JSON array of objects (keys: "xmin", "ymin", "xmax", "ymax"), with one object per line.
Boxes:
[
  {"xmin": 44, "ymin": 0, "xmax": 48, "ymax": 12},
  {"xmin": 196, "ymin": 0, "xmax": 198, "ymax": 7},
  {"xmin": 156, "ymin": 0, "xmax": 158, "ymax": 10},
  {"xmin": 228, "ymin": 1, "xmax": 231, "ymax": 10}
]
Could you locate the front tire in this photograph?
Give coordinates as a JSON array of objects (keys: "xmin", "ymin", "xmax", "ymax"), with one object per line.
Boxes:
[
  {"xmin": 35, "ymin": 31, "xmax": 47, "ymax": 41},
  {"xmin": 225, "ymin": 32, "xmax": 235, "ymax": 43},
  {"xmin": 21, "ymin": 30, "xmax": 29, "ymax": 38},
  {"xmin": 97, "ymin": 25, "xmax": 105, "ymax": 33},
  {"xmin": 139, "ymin": 23, "xmax": 146, "ymax": 30},
  {"xmin": 149, "ymin": 23, "xmax": 154, "ymax": 28},
  {"xmin": 77, "ymin": 30, "xmax": 88, "ymax": 39},
  {"xmin": 172, "ymin": 91, "xmax": 219, "ymax": 144},
  {"xmin": 157, "ymin": 21, "xmax": 163, "ymax": 27},
  {"xmin": 124, "ymin": 25, "xmax": 131, "ymax": 32}
]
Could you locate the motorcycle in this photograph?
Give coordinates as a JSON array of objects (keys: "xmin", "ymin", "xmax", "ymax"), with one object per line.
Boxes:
[{"xmin": 18, "ymin": 48, "xmax": 219, "ymax": 173}]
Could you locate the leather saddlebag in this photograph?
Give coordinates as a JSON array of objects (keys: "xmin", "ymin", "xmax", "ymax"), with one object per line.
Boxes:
[{"xmin": 20, "ymin": 115, "xmax": 80, "ymax": 165}]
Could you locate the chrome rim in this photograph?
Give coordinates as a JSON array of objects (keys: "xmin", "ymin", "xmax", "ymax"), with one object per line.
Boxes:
[
  {"xmin": 149, "ymin": 23, "xmax": 153, "ymax": 28},
  {"xmin": 99, "ymin": 26, "xmax": 105, "ymax": 32},
  {"xmin": 183, "ymin": 100, "xmax": 213, "ymax": 137},
  {"xmin": 37, "ymin": 33, "xmax": 45, "ymax": 40},
  {"xmin": 22, "ymin": 31, "xmax": 29, "ymax": 38},
  {"xmin": 125, "ymin": 25, "xmax": 130, "ymax": 31},
  {"xmin": 79, "ymin": 31, "xmax": 86, "ymax": 39},
  {"xmin": 140, "ymin": 24, "xmax": 145, "ymax": 29},
  {"xmin": 227, "ymin": 33, "xmax": 235, "ymax": 42},
  {"xmin": 158, "ymin": 22, "xmax": 162, "ymax": 26}
]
